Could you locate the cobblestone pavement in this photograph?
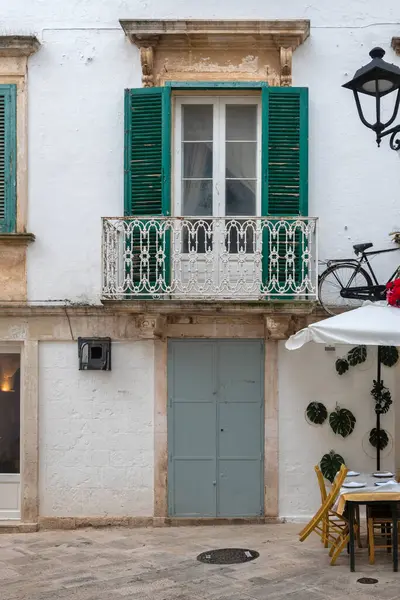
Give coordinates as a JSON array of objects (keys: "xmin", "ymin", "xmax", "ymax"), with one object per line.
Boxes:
[{"xmin": 0, "ymin": 523, "xmax": 399, "ymax": 600}]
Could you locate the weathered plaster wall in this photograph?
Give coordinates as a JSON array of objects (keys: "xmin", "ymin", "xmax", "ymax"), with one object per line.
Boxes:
[
  {"xmin": 3, "ymin": 1, "xmax": 400, "ymax": 28},
  {"xmin": 38, "ymin": 340, "xmax": 155, "ymax": 517},
  {"xmin": 27, "ymin": 30, "xmax": 139, "ymax": 304},
  {"xmin": 10, "ymin": 2, "xmax": 399, "ymax": 302},
  {"xmin": 154, "ymin": 46, "xmax": 282, "ymax": 86},
  {"xmin": 0, "ymin": 244, "xmax": 27, "ymax": 301},
  {"xmin": 278, "ymin": 342, "xmax": 397, "ymax": 521}
]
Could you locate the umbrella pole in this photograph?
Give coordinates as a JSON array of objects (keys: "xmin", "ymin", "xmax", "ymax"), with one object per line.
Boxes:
[{"xmin": 377, "ymin": 346, "xmax": 382, "ymax": 472}]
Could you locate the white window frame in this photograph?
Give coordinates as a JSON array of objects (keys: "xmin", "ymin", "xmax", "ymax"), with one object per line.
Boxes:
[{"xmin": 173, "ymin": 95, "xmax": 262, "ymax": 218}]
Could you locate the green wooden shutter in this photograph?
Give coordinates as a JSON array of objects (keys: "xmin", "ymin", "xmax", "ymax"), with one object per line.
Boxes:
[
  {"xmin": 0, "ymin": 85, "xmax": 16, "ymax": 233},
  {"xmin": 261, "ymin": 86, "xmax": 308, "ymax": 216},
  {"xmin": 261, "ymin": 87, "xmax": 309, "ymax": 292},
  {"xmin": 124, "ymin": 87, "xmax": 171, "ymax": 216},
  {"xmin": 124, "ymin": 87, "xmax": 171, "ymax": 292}
]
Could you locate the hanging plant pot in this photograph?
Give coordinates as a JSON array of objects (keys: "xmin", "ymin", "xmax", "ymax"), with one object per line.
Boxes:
[
  {"xmin": 320, "ymin": 450, "xmax": 345, "ymax": 483},
  {"xmin": 335, "ymin": 358, "xmax": 349, "ymax": 375},
  {"xmin": 347, "ymin": 346, "xmax": 367, "ymax": 366},
  {"xmin": 369, "ymin": 428, "xmax": 389, "ymax": 450},
  {"xmin": 329, "ymin": 406, "xmax": 356, "ymax": 437},
  {"xmin": 362, "ymin": 430, "xmax": 393, "ymax": 459},
  {"xmin": 306, "ymin": 402, "xmax": 328, "ymax": 425},
  {"xmin": 371, "ymin": 380, "xmax": 392, "ymax": 414},
  {"xmin": 380, "ymin": 346, "xmax": 399, "ymax": 368}
]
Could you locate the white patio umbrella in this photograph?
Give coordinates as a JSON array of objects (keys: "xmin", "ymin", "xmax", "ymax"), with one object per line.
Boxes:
[
  {"xmin": 286, "ymin": 302, "xmax": 400, "ymax": 349},
  {"xmin": 285, "ymin": 301, "xmax": 400, "ymax": 470}
]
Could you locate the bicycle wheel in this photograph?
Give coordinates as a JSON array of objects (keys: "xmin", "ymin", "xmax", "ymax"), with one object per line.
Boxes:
[{"xmin": 319, "ymin": 263, "xmax": 373, "ymax": 315}]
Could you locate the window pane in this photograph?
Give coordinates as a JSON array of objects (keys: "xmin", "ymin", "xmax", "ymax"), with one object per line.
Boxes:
[
  {"xmin": 183, "ymin": 180, "xmax": 213, "ymax": 215},
  {"xmin": 226, "ymin": 180, "xmax": 256, "ymax": 216},
  {"xmin": 183, "ymin": 142, "xmax": 212, "ymax": 178},
  {"xmin": 0, "ymin": 354, "xmax": 20, "ymax": 474},
  {"xmin": 226, "ymin": 142, "xmax": 256, "ymax": 178},
  {"xmin": 226, "ymin": 105, "xmax": 257, "ymax": 141},
  {"xmin": 183, "ymin": 105, "xmax": 213, "ymax": 141}
]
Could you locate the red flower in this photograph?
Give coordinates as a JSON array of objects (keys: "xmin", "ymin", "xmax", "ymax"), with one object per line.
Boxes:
[{"xmin": 386, "ymin": 278, "xmax": 400, "ymax": 306}]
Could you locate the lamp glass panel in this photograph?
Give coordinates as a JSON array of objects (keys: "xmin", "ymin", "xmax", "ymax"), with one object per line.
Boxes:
[{"xmin": 362, "ymin": 79, "xmax": 395, "ymax": 93}]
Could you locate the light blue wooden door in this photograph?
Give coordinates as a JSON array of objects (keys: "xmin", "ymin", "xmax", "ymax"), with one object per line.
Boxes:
[
  {"xmin": 168, "ymin": 340, "xmax": 264, "ymax": 517},
  {"xmin": 168, "ymin": 341, "xmax": 217, "ymax": 516},
  {"xmin": 217, "ymin": 340, "xmax": 264, "ymax": 516}
]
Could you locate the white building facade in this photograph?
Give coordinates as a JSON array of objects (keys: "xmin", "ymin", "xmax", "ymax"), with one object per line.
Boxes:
[{"xmin": 1, "ymin": 1, "xmax": 400, "ymax": 529}]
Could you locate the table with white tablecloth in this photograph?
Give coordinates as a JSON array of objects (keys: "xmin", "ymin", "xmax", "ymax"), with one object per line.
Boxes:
[{"xmin": 335, "ymin": 472, "xmax": 400, "ymax": 571}]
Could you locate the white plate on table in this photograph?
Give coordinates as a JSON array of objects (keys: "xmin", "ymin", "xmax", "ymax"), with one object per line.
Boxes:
[
  {"xmin": 375, "ymin": 480, "xmax": 396, "ymax": 487},
  {"xmin": 347, "ymin": 471, "xmax": 360, "ymax": 477},
  {"xmin": 373, "ymin": 471, "xmax": 394, "ymax": 478},
  {"xmin": 342, "ymin": 481, "xmax": 366, "ymax": 489}
]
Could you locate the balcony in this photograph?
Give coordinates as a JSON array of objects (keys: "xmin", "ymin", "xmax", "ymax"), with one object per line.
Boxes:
[{"xmin": 101, "ymin": 216, "xmax": 318, "ymax": 301}]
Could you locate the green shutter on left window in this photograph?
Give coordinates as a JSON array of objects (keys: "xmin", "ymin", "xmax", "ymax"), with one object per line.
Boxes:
[
  {"xmin": 124, "ymin": 87, "xmax": 171, "ymax": 217},
  {"xmin": 0, "ymin": 84, "xmax": 17, "ymax": 233},
  {"xmin": 124, "ymin": 87, "xmax": 171, "ymax": 292}
]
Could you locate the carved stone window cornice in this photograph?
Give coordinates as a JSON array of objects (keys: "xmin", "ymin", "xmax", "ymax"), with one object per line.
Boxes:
[
  {"xmin": 392, "ymin": 37, "xmax": 400, "ymax": 55},
  {"xmin": 0, "ymin": 36, "xmax": 40, "ymax": 58},
  {"xmin": 120, "ymin": 19, "xmax": 310, "ymax": 87}
]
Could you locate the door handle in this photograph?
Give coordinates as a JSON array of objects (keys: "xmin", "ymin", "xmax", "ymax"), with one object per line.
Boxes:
[{"xmin": 212, "ymin": 481, "xmax": 217, "ymax": 486}]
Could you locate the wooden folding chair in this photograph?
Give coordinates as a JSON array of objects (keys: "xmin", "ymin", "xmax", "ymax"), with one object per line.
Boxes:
[
  {"xmin": 367, "ymin": 504, "xmax": 400, "ymax": 564},
  {"xmin": 299, "ymin": 465, "xmax": 355, "ymax": 565},
  {"xmin": 315, "ymin": 464, "xmax": 329, "ymax": 548},
  {"xmin": 367, "ymin": 512, "xmax": 393, "ymax": 564},
  {"xmin": 315, "ymin": 465, "xmax": 362, "ymax": 549}
]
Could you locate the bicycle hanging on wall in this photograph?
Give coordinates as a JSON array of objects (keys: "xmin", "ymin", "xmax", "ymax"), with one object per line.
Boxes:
[{"xmin": 318, "ymin": 235, "xmax": 400, "ymax": 315}]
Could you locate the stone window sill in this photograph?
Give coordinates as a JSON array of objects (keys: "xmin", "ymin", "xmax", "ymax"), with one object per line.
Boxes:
[{"xmin": 0, "ymin": 233, "xmax": 35, "ymax": 245}]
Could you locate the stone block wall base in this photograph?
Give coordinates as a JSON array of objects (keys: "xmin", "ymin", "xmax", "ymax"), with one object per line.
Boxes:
[
  {"xmin": 38, "ymin": 516, "xmax": 154, "ymax": 530},
  {"xmin": 37, "ymin": 515, "xmax": 284, "ymax": 531},
  {"xmin": 162, "ymin": 517, "xmax": 283, "ymax": 526},
  {"xmin": 0, "ymin": 521, "xmax": 38, "ymax": 534}
]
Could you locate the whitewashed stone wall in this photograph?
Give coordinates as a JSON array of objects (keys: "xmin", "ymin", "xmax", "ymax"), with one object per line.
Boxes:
[
  {"xmin": 278, "ymin": 342, "xmax": 398, "ymax": 521},
  {"xmin": 39, "ymin": 341, "xmax": 154, "ymax": 517},
  {"xmin": 5, "ymin": 0, "xmax": 400, "ymax": 521},
  {"xmin": 13, "ymin": 1, "xmax": 400, "ymax": 302}
]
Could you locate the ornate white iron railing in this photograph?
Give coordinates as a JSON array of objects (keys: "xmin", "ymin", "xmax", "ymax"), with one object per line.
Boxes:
[{"xmin": 102, "ymin": 216, "xmax": 318, "ymax": 300}]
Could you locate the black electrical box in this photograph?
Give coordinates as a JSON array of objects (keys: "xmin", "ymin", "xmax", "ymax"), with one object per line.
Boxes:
[{"xmin": 78, "ymin": 337, "xmax": 111, "ymax": 371}]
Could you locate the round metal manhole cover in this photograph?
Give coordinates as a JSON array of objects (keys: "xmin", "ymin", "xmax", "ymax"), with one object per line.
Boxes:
[
  {"xmin": 197, "ymin": 548, "xmax": 259, "ymax": 564},
  {"xmin": 357, "ymin": 578, "xmax": 379, "ymax": 585}
]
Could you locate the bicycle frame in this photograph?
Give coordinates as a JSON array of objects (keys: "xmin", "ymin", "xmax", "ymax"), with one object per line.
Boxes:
[{"xmin": 327, "ymin": 247, "xmax": 400, "ymax": 301}]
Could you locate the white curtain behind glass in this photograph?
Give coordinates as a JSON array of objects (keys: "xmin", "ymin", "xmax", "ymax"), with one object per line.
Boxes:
[
  {"xmin": 182, "ymin": 105, "xmax": 213, "ymax": 216},
  {"xmin": 225, "ymin": 105, "xmax": 257, "ymax": 216}
]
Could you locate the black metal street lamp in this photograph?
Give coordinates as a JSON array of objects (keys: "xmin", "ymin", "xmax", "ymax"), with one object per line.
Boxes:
[{"xmin": 343, "ymin": 47, "xmax": 400, "ymax": 150}]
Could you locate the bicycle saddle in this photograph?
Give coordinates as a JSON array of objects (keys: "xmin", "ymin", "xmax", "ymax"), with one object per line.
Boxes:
[{"xmin": 353, "ymin": 242, "xmax": 373, "ymax": 254}]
